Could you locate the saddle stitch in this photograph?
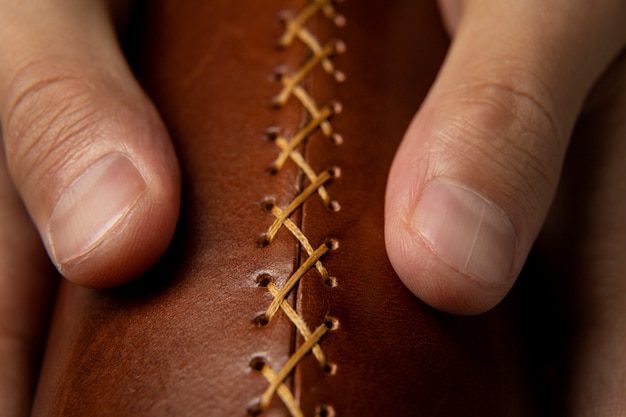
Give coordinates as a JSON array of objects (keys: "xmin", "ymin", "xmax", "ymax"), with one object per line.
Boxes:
[{"xmin": 250, "ymin": 1, "xmax": 344, "ymax": 416}]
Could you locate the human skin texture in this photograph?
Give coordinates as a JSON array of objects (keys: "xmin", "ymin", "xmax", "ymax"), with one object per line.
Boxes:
[{"xmin": 0, "ymin": 0, "xmax": 625, "ymax": 416}]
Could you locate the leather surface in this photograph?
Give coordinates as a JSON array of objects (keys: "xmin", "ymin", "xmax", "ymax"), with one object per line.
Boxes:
[{"xmin": 32, "ymin": 1, "xmax": 538, "ymax": 416}]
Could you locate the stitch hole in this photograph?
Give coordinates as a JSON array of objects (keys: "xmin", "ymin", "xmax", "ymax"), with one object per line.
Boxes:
[
  {"xmin": 272, "ymin": 65, "xmax": 287, "ymax": 81},
  {"xmin": 331, "ymin": 133, "xmax": 343, "ymax": 145},
  {"xmin": 277, "ymin": 10, "xmax": 293, "ymax": 24},
  {"xmin": 328, "ymin": 200, "xmax": 341, "ymax": 212},
  {"xmin": 323, "ymin": 275, "xmax": 338, "ymax": 288},
  {"xmin": 256, "ymin": 273, "xmax": 274, "ymax": 287},
  {"xmin": 328, "ymin": 166, "xmax": 341, "ymax": 179},
  {"xmin": 265, "ymin": 126, "xmax": 280, "ymax": 141},
  {"xmin": 315, "ymin": 404, "xmax": 336, "ymax": 417},
  {"xmin": 334, "ymin": 13, "xmax": 346, "ymax": 27},
  {"xmin": 247, "ymin": 402, "xmax": 263, "ymax": 417},
  {"xmin": 325, "ymin": 238, "xmax": 340, "ymax": 251},
  {"xmin": 256, "ymin": 233, "xmax": 271, "ymax": 247},
  {"xmin": 330, "ymin": 100, "xmax": 343, "ymax": 115},
  {"xmin": 323, "ymin": 362, "xmax": 338, "ymax": 375},
  {"xmin": 271, "ymin": 95, "xmax": 284, "ymax": 109},
  {"xmin": 260, "ymin": 197, "xmax": 276, "ymax": 212},
  {"xmin": 253, "ymin": 314, "xmax": 270, "ymax": 327},
  {"xmin": 324, "ymin": 315, "xmax": 340, "ymax": 331},
  {"xmin": 266, "ymin": 163, "xmax": 279, "ymax": 175},
  {"xmin": 334, "ymin": 40, "xmax": 346, "ymax": 55},
  {"xmin": 249, "ymin": 356, "xmax": 267, "ymax": 371}
]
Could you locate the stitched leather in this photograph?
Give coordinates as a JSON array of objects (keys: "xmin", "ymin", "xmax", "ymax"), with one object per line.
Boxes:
[{"xmin": 31, "ymin": 1, "xmax": 539, "ymax": 416}]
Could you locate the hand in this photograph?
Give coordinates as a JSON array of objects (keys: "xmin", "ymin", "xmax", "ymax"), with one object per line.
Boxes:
[
  {"xmin": 0, "ymin": 1, "xmax": 180, "ymax": 415},
  {"xmin": 385, "ymin": 0, "xmax": 626, "ymax": 413},
  {"xmin": 1, "ymin": 0, "xmax": 624, "ymax": 416}
]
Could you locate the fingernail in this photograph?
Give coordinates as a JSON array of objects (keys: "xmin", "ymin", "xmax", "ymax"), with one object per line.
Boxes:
[
  {"xmin": 412, "ymin": 179, "xmax": 516, "ymax": 287},
  {"xmin": 48, "ymin": 154, "xmax": 146, "ymax": 265}
]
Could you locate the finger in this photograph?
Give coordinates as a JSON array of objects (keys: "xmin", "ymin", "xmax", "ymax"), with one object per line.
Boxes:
[
  {"xmin": 0, "ymin": 143, "xmax": 57, "ymax": 417},
  {"xmin": 0, "ymin": 0, "xmax": 180, "ymax": 287},
  {"xmin": 385, "ymin": 0, "xmax": 626, "ymax": 314}
]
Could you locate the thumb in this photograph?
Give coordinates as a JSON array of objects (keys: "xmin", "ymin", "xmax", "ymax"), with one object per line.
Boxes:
[
  {"xmin": 0, "ymin": 1, "xmax": 180, "ymax": 288},
  {"xmin": 385, "ymin": 0, "xmax": 626, "ymax": 314}
]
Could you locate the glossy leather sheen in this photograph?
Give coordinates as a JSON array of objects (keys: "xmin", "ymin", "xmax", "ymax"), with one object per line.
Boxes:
[{"xmin": 32, "ymin": 1, "xmax": 538, "ymax": 416}]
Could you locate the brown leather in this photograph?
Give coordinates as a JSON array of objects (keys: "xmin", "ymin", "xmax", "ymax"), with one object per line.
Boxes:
[{"xmin": 32, "ymin": 1, "xmax": 539, "ymax": 416}]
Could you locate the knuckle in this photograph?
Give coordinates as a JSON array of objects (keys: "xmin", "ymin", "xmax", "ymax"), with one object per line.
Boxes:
[
  {"xmin": 3, "ymin": 61, "xmax": 102, "ymax": 190},
  {"xmin": 436, "ymin": 78, "xmax": 565, "ymax": 210}
]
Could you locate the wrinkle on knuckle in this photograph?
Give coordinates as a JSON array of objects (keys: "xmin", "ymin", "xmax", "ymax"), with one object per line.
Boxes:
[
  {"xmin": 436, "ymin": 80, "xmax": 565, "ymax": 210},
  {"xmin": 3, "ymin": 63, "xmax": 102, "ymax": 190},
  {"xmin": 456, "ymin": 77, "xmax": 563, "ymax": 146}
]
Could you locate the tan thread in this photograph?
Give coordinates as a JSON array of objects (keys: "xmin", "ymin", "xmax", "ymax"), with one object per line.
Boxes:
[
  {"xmin": 252, "ymin": 1, "xmax": 344, "ymax": 416},
  {"xmin": 259, "ymin": 323, "xmax": 329, "ymax": 410},
  {"xmin": 259, "ymin": 365, "xmax": 304, "ymax": 417},
  {"xmin": 264, "ymin": 170, "xmax": 333, "ymax": 243}
]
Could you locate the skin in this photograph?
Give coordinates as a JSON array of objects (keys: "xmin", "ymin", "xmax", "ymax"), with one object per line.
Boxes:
[{"xmin": 0, "ymin": 0, "xmax": 624, "ymax": 415}]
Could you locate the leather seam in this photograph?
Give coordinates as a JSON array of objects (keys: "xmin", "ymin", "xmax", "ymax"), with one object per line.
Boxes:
[{"xmin": 249, "ymin": 1, "xmax": 345, "ymax": 416}]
